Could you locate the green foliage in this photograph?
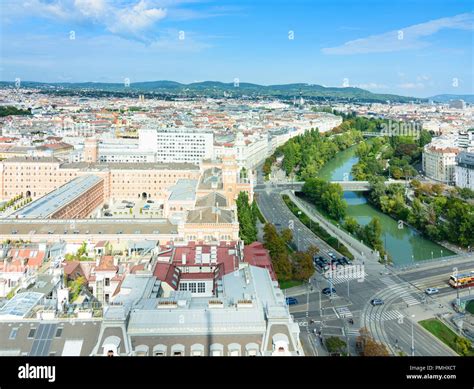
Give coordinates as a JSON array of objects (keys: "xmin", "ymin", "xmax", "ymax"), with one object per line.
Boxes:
[
  {"xmin": 325, "ymin": 337, "xmax": 347, "ymax": 353},
  {"xmin": 68, "ymin": 276, "xmax": 85, "ymax": 302},
  {"xmin": 0, "ymin": 106, "xmax": 31, "ymax": 117},
  {"xmin": 292, "ymin": 251, "xmax": 314, "ymax": 281},
  {"xmin": 263, "ymin": 223, "xmax": 293, "ymax": 281},
  {"xmin": 343, "ymin": 216, "xmax": 387, "ymax": 260},
  {"xmin": 302, "ymin": 178, "xmax": 347, "ymax": 220},
  {"xmin": 236, "ymin": 192, "xmax": 258, "ymax": 244},
  {"xmin": 265, "ymin": 125, "xmax": 363, "ymax": 181},
  {"xmin": 419, "ymin": 319, "xmax": 474, "ymax": 356},
  {"xmin": 282, "ymin": 194, "xmax": 354, "ymax": 260}
]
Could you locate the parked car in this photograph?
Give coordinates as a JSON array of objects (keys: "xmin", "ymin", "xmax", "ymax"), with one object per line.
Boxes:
[
  {"xmin": 143, "ymin": 204, "xmax": 150, "ymax": 209},
  {"xmin": 340, "ymin": 257, "xmax": 350, "ymax": 265},
  {"xmin": 146, "ymin": 200, "xmax": 154, "ymax": 203},
  {"xmin": 425, "ymin": 288, "xmax": 439, "ymax": 295},
  {"xmin": 104, "ymin": 212, "xmax": 113, "ymax": 217},
  {"xmin": 328, "ymin": 252, "xmax": 336, "ymax": 259},
  {"xmin": 370, "ymin": 298, "xmax": 384, "ymax": 306},
  {"xmin": 322, "ymin": 287, "xmax": 336, "ymax": 296},
  {"xmin": 285, "ymin": 297, "xmax": 298, "ymax": 305},
  {"xmin": 125, "ymin": 204, "xmax": 134, "ymax": 209}
]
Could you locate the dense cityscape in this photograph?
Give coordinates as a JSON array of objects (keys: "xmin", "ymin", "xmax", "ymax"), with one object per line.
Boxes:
[{"xmin": 0, "ymin": 0, "xmax": 473, "ymax": 387}]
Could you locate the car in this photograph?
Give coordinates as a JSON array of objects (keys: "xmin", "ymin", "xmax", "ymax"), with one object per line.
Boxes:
[
  {"xmin": 275, "ymin": 223, "xmax": 281, "ymax": 227},
  {"xmin": 328, "ymin": 252, "xmax": 336, "ymax": 259},
  {"xmin": 425, "ymin": 288, "xmax": 439, "ymax": 295},
  {"xmin": 285, "ymin": 297, "xmax": 298, "ymax": 305},
  {"xmin": 336, "ymin": 258, "xmax": 346, "ymax": 266},
  {"xmin": 370, "ymin": 298, "xmax": 384, "ymax": 306},
  {"xmin": 125, "ymin": 204, "xmax": 134, "ymax": 208},
  {"xmin": 147, "ymin": 200, "xmax": 154, "ymax": 203},
  {"xmin": 143, "ymin": 204, "xmax": 150, "ymax": 209},
  {"xmin": 340, "ymin": 257, "xmax": 350, "ymax": 265},
  {"xmin": 104, "ymin": 212, "xmax": 112, "ymax": 217},
  {"xmin": 322, "ymin": 287, "xmax": 336, "ymax": 296}
]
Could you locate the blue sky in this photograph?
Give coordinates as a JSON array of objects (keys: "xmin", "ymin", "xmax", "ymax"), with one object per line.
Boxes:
[{"xmin": 0, "ymin": 0, "xmax": 472, "ymax": 97}]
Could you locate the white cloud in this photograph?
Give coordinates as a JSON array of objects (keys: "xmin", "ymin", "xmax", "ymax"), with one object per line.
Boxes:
[
  {"xmin": 322, "ymin": 13, "xmax": 473, "ymax": 55},
  {"xmin": 109, "ymin": 1, "xmax": 167, "ymax": 34}
]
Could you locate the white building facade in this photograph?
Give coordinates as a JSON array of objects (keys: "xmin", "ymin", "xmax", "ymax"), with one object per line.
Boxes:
[
  {"xmin": 139, "ymin": 128, "xmax": 214, "ymax": 165},
  {"xmin": 422, "ymin": 138, "xmax": 460, "ymax": 184},
  {"xmin": 455, "ymin": 152, "xmax": 474, "ymax": 191}
]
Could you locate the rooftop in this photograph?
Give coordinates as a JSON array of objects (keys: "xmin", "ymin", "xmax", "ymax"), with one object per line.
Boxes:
[
  {"xmin": 11, "ymin": 174, "xmax": 103, "ymax": 219},
  {"xmin": 168, "ymin": 179, "xmax": 197, "ymax": 202},
  {"xmin": 0, "ymin": 292, "xmax": 44, "ymax": 319}
]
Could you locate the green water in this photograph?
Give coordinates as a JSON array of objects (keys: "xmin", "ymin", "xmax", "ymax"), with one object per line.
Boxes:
[{"xmin": 317, "ymin": 146, "xmax": 454, "ymax": 265}]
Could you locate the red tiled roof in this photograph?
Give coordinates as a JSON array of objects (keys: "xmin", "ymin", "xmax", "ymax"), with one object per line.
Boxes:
[
  {"xmin": 7, "ymin": 248, "xmax": 46, "ymax": 268},
  {"xmin": 153, "ymin": 262, "xmax": 180, "ymax": 290},
  {"xmin": 243, "ymin": 241, "xmax": 277, "ymax": 281},
  {"xmin": 95, "ymin": 256, "xmax": 118, "ymax": 272}
]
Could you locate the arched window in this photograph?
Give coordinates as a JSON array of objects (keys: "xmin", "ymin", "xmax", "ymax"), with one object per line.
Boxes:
[
  {"xmin": 135, "ymin": 345, "xmax": 149, "ymax": 356},
  {"xmin": 153, "ymin": 344, "xmax": 167, "ymax": 356},
  {"xmin": 190, "ymin": 343, "xmax": 204, "ymax": 356}
]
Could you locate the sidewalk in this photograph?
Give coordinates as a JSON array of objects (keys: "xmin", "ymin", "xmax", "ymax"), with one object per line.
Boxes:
[{"xmin": 285, "ymin": 190, "xmax": 379, "ymax": 263}]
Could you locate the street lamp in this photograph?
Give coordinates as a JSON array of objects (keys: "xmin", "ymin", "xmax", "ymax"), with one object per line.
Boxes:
[{"xmin": 411, "ymin": 314, "xmax": 416, "ymax": 357}]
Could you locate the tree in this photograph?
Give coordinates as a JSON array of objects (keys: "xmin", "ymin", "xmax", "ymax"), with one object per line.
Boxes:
[
  {"xmin": 344, "ymin": 217, "xmax": 359, "ymax": 234},
  {"xmin": 291, "ymin": 251, "xmax": 314, "ymax": 281},
  {"xmin": 263, "ymin": 223, "xmax": 293, "ymax": 281},
  {"xmin": 325, "ymin": 337, "xmax": 347, "ymax": 354},
  {"xmin": 357, "ymin": 327, "xmax": 389, "ymax": 356},
  {"xmin": 236, "ymin": 192, "xmax": 258, "ymax": 244},
  {"xmin": 281, "ymin": 228, "xmax": 293, "ymax": 245},
  {"xmin": 454, "ymin": 336, "xmax": 472, "ymax": 356}
]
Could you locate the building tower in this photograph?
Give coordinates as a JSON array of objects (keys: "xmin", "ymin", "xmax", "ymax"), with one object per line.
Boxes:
[{"xmin": 83, "ymin": 137, "xmax": 99, "ymax": 163}]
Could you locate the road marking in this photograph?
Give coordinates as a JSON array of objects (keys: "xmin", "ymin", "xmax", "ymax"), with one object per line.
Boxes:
[
  {"xmin": 326, "ymin": 272, "xmax": 368, "ymax": 284},
  {"xmin": 346, "ymin": 329, "xmax": 361, "ymax": 336},
  {"xmin": 368, "ymin": 310, "xmax": 404, "ymax": 322},
  {"xmin": 335, "ymin": 306, "xmax": 353, "ymax": 318}
]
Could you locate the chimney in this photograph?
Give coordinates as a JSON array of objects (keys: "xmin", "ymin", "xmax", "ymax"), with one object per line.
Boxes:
[{"xmin": 181, "ymin": 253, "xmax": 186, "ymax": 265}]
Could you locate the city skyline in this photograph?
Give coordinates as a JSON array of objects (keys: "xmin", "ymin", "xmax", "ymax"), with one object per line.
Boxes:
[{"xmin": 1, "ymin": 0, "xmax": 473, "ymax": 97}]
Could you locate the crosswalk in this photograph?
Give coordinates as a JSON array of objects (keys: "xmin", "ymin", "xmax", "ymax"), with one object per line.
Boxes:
[
  {"xmin": 335, "ymin": 306, "xmax": 353, "ymax": 318},
  {"xmin": 401, "ymin": 293, "xmax": 421, "ymax": 306},
  {"xmin": 345, "ymin": 328, "xmax": 361, "ymax": 337},
  {"xmin": 380, "ymin": 276, "xmax": 421, "ymax": 306},
  {"xmin": 367, "ymin": 310, "xmax": 404, "ymax": 322},
  {"xmin": 326, "ymin": 270, "xmax": 368, "ymax": 285}
]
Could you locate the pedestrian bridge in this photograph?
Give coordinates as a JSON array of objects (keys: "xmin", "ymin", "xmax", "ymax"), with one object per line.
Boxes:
[{"xmin": 255, "ymin": 180, "xmax": 406, "ymax": 192}]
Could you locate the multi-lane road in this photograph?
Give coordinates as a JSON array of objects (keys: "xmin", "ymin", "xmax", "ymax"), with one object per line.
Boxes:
[{"xmin": 254, "ymin": 169, "xmax": 473, "ymax": 356}]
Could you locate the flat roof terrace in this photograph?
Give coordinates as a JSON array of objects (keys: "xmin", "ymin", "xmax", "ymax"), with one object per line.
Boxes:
[
  {"xmin": 11, "ymin": 175, "xmax": 103, "ymax": 219},
  {"xmin": 0, "ymin": 218, "xmax": 178, "ymax": 236}
]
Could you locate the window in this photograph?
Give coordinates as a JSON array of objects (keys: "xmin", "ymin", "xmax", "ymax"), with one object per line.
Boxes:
[
  {"xmin": 198, "ymin": 282, "xmax": 205, "ymax": 294},
  {"xmin": 105, "ymin": 278, "xmax": 110, "ymax": 286},
  {"xmin": 179, "ymin": 283, "xmax": 188, "ymax": 291},
  {"xmin": 55, "ymin": 328, "xmax": 63, "ymax": 338},
  {"xmin": 189, "ymin": 282, "xmax": 197, "ymax": 293},
  {"xmin": 9, "ymin": 328, "xmax": 18, "ymax": 340},
  {"xmin": 105, "ymin": 294, "xmax": 110, "ymax": 303},
  {"xmin": 28, "ymin": 328, "xmax": 36, "ymax": 338}
]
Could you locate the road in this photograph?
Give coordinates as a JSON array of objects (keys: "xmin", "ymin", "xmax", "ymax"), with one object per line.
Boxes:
[
  {"xmin": 257, "ymin": 189, "xmax": 345, "ymax": 257},
  {"xmin": 255, "ymin": 164, "xmax": 468, "ymax": 356}
]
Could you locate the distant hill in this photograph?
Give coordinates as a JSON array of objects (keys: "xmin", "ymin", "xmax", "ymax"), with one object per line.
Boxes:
[
  {"xmin": 0, "ymin": 80, "xmax": 426, "ymax": 103},
  {"xmin": 429, "ymin": 94, "xmax": 474, "ymax": 104}
]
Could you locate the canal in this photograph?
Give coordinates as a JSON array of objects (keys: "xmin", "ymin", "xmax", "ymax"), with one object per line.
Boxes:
[{"xmin": 317, "ymin": 145, "xmax": 454, "ymax": 265}]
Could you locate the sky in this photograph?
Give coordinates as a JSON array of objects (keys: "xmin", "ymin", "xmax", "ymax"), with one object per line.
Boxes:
[{"xmin": 0, "ymin": 0, "xmax": 473, "ymax": 97}]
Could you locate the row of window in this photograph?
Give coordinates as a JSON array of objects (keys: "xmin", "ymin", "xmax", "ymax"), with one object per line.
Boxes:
[
  {"xmin": 179, "ymin": 282, "xmax": 206, "ymax": 294},
  {"xmin": 135, "ymin": 343, "xmax": 258, "ymax": 357}
]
